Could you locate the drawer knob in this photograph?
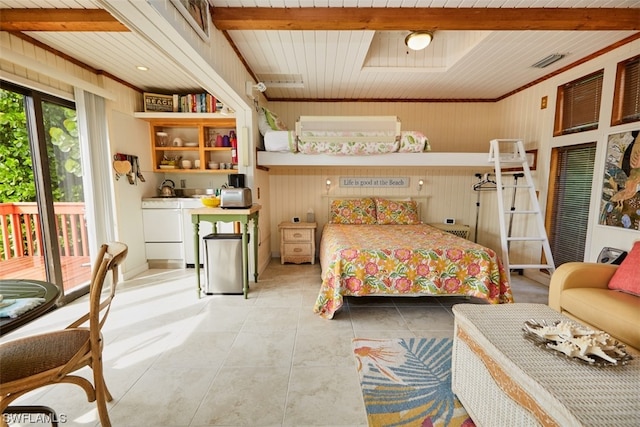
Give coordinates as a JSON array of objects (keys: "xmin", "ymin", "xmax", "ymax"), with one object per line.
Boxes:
[
  {"xmin": 294, "ymin": 248, "xmax": 302, "ymax": 252},
  {"xmin": 293, "ymin": 233, "xmax": 302, "ymax": 238}
]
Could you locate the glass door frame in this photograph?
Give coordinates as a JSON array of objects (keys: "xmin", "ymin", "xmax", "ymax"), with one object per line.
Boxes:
[{"xmin": 2, "ymin": 81, "xmax": 88, "ymax": 298}]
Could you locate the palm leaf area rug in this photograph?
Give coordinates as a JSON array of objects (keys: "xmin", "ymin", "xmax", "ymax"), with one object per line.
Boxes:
[{"xmin": 353, "ymin": 337, "xmax": 476, "ymax": 427}]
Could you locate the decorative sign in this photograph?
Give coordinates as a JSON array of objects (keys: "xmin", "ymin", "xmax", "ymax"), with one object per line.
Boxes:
[
  {"xmin": 171, "ymin": 0, "xmax": 210, "ymax": 41},
  {"xmin": 340, "ymin": 177, "xmax": 409, "ymax": 188},
  {"xmin": 143, "ymin": 93, "xmax": 174, "ymax": 112}
]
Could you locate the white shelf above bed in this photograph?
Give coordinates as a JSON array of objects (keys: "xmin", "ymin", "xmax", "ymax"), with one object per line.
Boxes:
[{"xmin": 257, "ymin": 152, "xmax": 494, "ymax": 167}]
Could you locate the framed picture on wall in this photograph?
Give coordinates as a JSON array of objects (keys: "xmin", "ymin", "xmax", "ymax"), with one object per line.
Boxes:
[
  {"xmin": 171, "ymin": 0, "xmax": 210, "ymax": 41},
  {"xmin": 599, "ymin": 129, "xmax": 640, "ymax": 231}
]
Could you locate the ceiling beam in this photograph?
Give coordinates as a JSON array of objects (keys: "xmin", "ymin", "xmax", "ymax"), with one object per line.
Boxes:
[
  {"xmin": 0, "ymin": 9, "xmax": 129, "ymax": 32},
  {"xmin": 212, "ymin": 7, "xmax": 640, "ymax": 31}
]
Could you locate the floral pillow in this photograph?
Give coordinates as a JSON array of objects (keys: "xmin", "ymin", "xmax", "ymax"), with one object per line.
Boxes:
[
  {"xmin": 329, "ymin": 198, "xmax": 377, "ymax": 224},
  {"xmin": 374, "ymin": 198, "xmax": 421, "ymax": 225}
]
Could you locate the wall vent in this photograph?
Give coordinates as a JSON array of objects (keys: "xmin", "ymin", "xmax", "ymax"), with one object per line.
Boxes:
[{"xmin": 531, "ymin": 54, "xmax": 566, "ymax": 68}]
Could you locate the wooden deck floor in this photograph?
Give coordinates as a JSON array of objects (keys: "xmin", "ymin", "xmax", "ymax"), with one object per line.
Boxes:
[{"xmin": 0, "ymin": 256, "xmax": 91, "ymax": 293}]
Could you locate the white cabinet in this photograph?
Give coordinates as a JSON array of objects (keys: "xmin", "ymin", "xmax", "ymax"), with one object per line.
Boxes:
[
  {"xmin": 145, "ymin": 242, "xmax": 184, "ymax": 260},
  {"xmin": 142, "ymin": 201, "xmax": 184, "ymax": 261},
  {"xmin": 142, "ymin": 209, "xmax": 183, "ymax": 242},
  {"xmin": 142, "ymin": 198, "xmax": 236, "ymax": 266}
]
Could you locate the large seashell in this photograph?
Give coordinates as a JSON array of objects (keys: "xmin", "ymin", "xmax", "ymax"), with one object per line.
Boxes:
[{"xmin": 524, "ymin": 318, "xmax": 632, "ymax": 366}]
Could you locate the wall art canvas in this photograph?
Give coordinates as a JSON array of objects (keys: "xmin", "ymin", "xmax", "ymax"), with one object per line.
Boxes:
[
  {"xmin": 171, "ymin": 0, "xmax": 210, "ymax": 40},
  {"xmin": 599, "ymin": 129, "xmax": 640, "ymax": 230}
]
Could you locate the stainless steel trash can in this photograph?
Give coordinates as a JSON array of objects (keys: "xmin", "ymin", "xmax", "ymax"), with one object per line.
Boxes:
[{"xmin": 203, "ymin": 233, "xmax": 245, "ymax": 295}]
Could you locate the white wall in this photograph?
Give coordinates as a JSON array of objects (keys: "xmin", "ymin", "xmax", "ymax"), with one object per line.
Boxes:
[{"xmin": 495, "ymin": 38, "xmax": 640, "ymax": 264}]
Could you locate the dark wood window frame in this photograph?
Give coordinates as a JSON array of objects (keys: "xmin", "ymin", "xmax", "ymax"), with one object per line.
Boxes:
[
  {"xmin": 545, "ymin": 142, "xmax": 597, "ymax": 267},
  {"xmin": 611, "ymin": 54, "xmax": 640, "ymax": 126},
  {"xmin": 554, "ymin": 70, "xmax": 604, "ymax": 136}
]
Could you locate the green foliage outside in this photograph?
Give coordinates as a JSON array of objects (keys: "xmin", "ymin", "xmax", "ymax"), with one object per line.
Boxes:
[
  {"xmin": 0, "ymin": 90, "xmax": 34, "ymax": 201},
  {"xmin": 0, "ymin": 89, "xmax": 83, "ymax": 203},
  {"xmin": 0, "ymin": 89, "xmax": 84, "ymax": 259}
]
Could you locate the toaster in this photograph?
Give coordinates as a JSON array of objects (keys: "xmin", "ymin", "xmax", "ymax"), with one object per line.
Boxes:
[{"xmin": 220, "ymin": 188, "xmax": 252, "ymax": 208}]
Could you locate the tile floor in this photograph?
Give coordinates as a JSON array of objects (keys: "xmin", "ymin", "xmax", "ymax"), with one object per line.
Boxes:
[{"xmin": 1, "ymin": 259, "xmax": 550, "ymax": 427}]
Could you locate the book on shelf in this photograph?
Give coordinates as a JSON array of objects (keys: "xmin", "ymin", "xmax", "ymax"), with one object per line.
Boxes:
[
  {"xmin": 144, "ymin": 92, "xmax": 219, "ymax": 113},
  {"xmin": 178, "ymin": 93, "xmax": 218, "ymax": 113}
]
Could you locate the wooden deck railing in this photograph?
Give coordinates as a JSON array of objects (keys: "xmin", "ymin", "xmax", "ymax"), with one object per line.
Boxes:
[{"xmin": 0, "ymin": 202, "xmax": 88, "ymax": 260}]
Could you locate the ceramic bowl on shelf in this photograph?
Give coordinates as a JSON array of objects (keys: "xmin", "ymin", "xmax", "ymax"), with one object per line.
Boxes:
[
  {"xmin": 184, "ymin": 142, "xmax": 198, "ymax": 147},
  {"xmin": 208, "ymin": 162, "xmax": 219, "ymax": 169}
]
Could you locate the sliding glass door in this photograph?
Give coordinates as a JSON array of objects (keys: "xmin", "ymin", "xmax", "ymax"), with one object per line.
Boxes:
[{"xmin": 0, "ymin": 82, "xmax": 92, "ymax": 295}]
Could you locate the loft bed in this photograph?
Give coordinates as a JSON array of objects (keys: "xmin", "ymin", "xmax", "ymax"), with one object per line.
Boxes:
[
  {"xmin": 257, "ymin": 115, "xmax": 493, "ymax": 167},
  {"xmin": 313, "ymin": 197, "xmax": 513, "ymax": 319}
]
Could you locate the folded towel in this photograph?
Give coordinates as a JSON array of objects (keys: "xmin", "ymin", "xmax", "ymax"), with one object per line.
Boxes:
[{"xmin": 0, "ymin": 298, "xmax": 46, "ymax": 318}]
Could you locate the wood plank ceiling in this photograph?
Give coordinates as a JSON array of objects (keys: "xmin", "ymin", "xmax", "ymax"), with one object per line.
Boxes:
[{"xmin": 0, "ymin": 0, "xmax": 639, "ymax": 101}]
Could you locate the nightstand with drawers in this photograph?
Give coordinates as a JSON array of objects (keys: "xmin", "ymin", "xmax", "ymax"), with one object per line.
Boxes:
[{"xmin": 278, "ymin": 222, "xmax": 317, "ymax": 264}]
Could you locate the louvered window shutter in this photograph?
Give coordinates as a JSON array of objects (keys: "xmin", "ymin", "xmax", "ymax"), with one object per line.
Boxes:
[
  {"xmin": 613, "ymin": 55, "xmax": 640, "ymax": 125},
  {"xmin": 554, "ymin": 70, "xmax": 604, "ymax": 136},
  {"xmin": 549, "ymin": 143, "xmax": 597, "ymax": 266}
]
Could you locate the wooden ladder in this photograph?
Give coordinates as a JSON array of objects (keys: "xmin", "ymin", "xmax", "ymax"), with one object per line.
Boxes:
[{"xmin": 488, "ymin": 139, "xmax": 555, "ymax": 281}]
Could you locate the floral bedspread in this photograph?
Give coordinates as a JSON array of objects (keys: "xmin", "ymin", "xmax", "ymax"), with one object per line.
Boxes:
[
  {"xmin": 313, "ymin": 224, "xmax": 513, "ymax": 319},
  {"xmin": 297, "ymin": 131, "xmax": 429, "ymax": 155}
]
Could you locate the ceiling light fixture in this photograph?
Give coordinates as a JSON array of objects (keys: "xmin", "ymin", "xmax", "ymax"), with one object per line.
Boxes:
[
  {"xmin": 531, "ymin": 54, "xmax": 566, "ymax": 68},
  {"xmin": 405, "ymin": 31, "xmax": 433, "ymax": 51},
  {"xmin": 136, "ymin": 65, "xmax": 148, "ymax": 71}
]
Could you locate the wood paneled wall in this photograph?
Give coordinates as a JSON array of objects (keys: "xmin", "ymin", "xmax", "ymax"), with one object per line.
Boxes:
[
  {"xmin": 262, "ymin": 100, "xmax": 553, "ymax": 271},
  {"xmin": 267, "ymin": 166, "xmax": 495, "ymax": 252},
  {"xmin": 270, "ymin": 101, "xmax": 498, "ymax": 152},
  {"xmin": 262, "ymin": 101, "xmax": 508, "ymax": 256},
  {"xmin": 1, "ymin": 32, "xmax": 78, "ymax": 97}
]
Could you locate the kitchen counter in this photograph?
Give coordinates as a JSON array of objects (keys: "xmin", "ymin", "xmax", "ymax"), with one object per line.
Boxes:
[
  {"xmin": 189, "ymin": 204, "xmax": 261, "ymax": 216},
  {"xmin": 191, "ymin": 204, "xmax": 261, "ymax": 298}
]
